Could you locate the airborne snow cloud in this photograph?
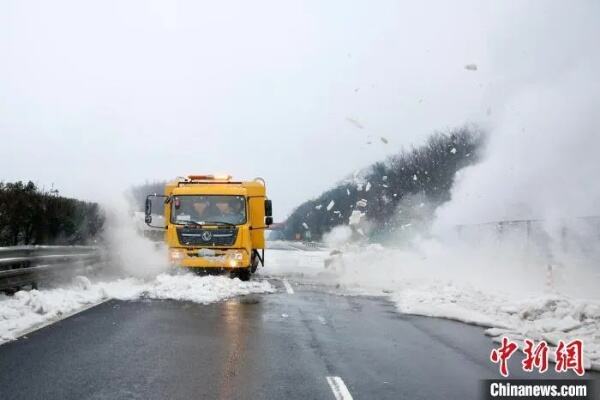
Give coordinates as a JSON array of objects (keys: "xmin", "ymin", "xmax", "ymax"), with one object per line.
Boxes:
[{"xmin": 436, "ymin": 1, "xmax": 600, "ymax": 227}]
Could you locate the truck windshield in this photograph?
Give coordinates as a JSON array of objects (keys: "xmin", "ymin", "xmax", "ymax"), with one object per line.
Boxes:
[{"xmin": 171, "ymin": 195, "xmax": 246, "ymax": 226}]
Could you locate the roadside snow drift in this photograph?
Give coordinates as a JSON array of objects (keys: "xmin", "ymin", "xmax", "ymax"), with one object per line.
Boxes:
[
  {"xmin": 0, "ymin": 274, "xmax": 274, "ymax": 344},
  {"xmin": 265, "ymin": 243, "xmax": 600, "ymax": 372}
]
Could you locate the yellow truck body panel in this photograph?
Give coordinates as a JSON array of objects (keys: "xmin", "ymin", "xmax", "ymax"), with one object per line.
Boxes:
[{"xmin": 146, "ymin": 175, "xmax": 271, "ymax": 277}]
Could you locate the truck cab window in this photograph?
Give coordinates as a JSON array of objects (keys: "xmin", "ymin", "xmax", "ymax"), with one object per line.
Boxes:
[{"xmin": 172, "ymin": 196, "xmax": 246, "ymax": 225}]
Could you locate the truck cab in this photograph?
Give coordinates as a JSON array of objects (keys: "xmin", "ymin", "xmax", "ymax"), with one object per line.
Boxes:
[{"xmin": 144, "ymin": 175, "xmax": 273, "ymax": 280}]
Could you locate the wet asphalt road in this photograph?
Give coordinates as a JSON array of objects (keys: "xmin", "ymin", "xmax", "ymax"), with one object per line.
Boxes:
[{"xmin": 0, "ymin": 279, "xmax": 596, "ymax": 400}]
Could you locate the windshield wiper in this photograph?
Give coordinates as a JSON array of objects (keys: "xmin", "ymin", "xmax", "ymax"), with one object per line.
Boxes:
[
  {"xmin": 199, "ymin": 221, "xmax": 236, "ymax": 227},
  {"xmin": 177, "ymin": 220, "xmax": 236, "ymax": 227},
  {"xmin": 179, "ymin": 220, "xmax": 203, "ymax": 227}
]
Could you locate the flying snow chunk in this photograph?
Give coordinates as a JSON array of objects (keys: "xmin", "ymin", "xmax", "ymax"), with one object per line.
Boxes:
[
  {"xmin": 356, "ymin": 199, "xmax": 368, "ymax": 208},
  {"xmin": 326, "ymin": 200, "xmax": 335, "ymax": 211},
  {"xmin": 380, "ymin": 137, "xmax": 388, "ymax": 144},
  {"xmin": 382, "ymin": 176, "xmax": 388, "ymax": 181},
  {"xmin": 349, "ymin": 210, "xmax": 364, "ymax": 225},
  {"xmin": 450, "ymin": 147, "xmax": 457, "ymax": 154},
  {"xmin": 365, "ymin": 182, "xmax": 371, "ymax": 192},
  {"xmin": 464, "ymin": 64, "xmax": 478, "ymax": 71},
  {"xmin": 302, "ymin": 222, "xmax": 309, "ymax": 230},
  {"xmin": 315, "ymin": 204, "xmax": 323, "ymax": 210},
  {"xmin": 346, "ymin": 188, "xmax": 350, "ymax": 196},
  {"xmin": 346, "ymin": 117, "xmax": 364, "ymax": 129},
  {"xmin": 413, "ymin": 174, "xmax": 418, "ymax": 181}
]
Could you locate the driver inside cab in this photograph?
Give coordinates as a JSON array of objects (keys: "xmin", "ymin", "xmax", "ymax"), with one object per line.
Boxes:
[{"xmin": 214, "ymin": 198, "xmax": 245, "ymax": 225}]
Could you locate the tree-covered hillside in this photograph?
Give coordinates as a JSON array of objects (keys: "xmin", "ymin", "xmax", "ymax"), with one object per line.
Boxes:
[{"xmin": 283, "ymin": 127, "xmax": 484, "ymax": 242}]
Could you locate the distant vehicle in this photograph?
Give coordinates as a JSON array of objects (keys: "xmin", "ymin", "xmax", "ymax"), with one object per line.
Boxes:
[{"xmin": 144, "ymin": 175, "xmax": 273, "ymax": 280}]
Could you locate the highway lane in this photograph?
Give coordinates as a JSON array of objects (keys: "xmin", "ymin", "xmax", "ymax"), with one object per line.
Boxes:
[{"xmin": 0, "ymin": 279, "xmax": 596, "ymax": 400}]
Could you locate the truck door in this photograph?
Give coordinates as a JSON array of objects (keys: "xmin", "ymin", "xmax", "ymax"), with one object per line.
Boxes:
[{"xmin": 248, "ymin": 196, "xmax": 266, "ymax": 249}]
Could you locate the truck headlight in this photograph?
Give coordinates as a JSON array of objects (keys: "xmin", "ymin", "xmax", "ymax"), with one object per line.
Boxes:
[
  {"xmin": 228, "ymin": 250, "xmax": 244, "ymax": 261},
  {"xmin": 169, "ymin": 249, "xmax": 185, "ymax": 263},
  {"xmin": 227, "ymin": 251, "xmax": 244, "ymax": 268}
]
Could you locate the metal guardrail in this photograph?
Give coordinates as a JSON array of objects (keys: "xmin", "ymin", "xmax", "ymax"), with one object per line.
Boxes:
[
  {"xmin": 453, "ymin": 216, "xmax": 600, "ymax": 264},
  {"xmin": 267, "ymin": 240, "xmax": 328, "ymax": 251},
  {"xmin": 0, "ymin": 246, "xmax": 102, "ymax": 291}
]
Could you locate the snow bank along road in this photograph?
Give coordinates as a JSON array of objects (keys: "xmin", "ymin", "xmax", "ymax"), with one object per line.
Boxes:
[{"xmin": 0, "ymin": 279, "xmax": 596, "ymax": 400}]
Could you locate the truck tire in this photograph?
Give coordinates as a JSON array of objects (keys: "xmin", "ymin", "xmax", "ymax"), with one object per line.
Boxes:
[{"xmin": 231, "ymin": 267, "xmax": 251, "ymax": 281}]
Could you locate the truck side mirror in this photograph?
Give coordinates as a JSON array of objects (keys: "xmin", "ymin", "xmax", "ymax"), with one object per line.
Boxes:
[
  {"xmin": 145, "ymin": 198, "xmax": 152, "ymax": 223},
  {"xmin": 264, "ymin": 199, "xmax": 273, "ymax": 217},
  {"xmin": 144, "ymin": 194, "xmax": 168, "ymax": 229},
  {"xmin": 265, "ymin": 216, "xmax": 273, "ymax": 226}
]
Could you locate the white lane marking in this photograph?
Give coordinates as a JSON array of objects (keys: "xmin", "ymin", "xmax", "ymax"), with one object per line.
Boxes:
[
  {"xmin": 318, "ymin": 316, "xmax": 327, "ymax": 325},
  {"xmin": 326, "ymin": 376, "xmax": 354, "ymax": 400},
  {"xmin": 8, "ymin": 298, "xmax": 112, "ymax": 343},
  {"xmin": 282, "ymin": 279, "xmax": 295, "ymax": 294}
]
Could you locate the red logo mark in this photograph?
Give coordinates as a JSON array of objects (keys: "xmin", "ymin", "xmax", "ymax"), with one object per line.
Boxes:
[
  {"xmin": 522, "ymin": 339, "xmax": 549, "ymax": 373},
  {"xmin": 555, "ymin": 339, "xmax": 584, "ymax": 376},
  {"xmin": 490, "ymin": 337, "xmax": 519, "ymax": 377},
  {"xmin": 491, "ymin": 337, "xmax": 585, "ymax": 377}
]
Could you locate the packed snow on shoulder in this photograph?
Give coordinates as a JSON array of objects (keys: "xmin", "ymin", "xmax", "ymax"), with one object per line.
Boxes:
[
  {"xmin": 264, "ymin": 240, "xmax": 600, "ymax": 372},
  {"xmin": 329, "ymin": 244, "xmax": 600, "ymax": 372},
  {"xmin": 264, "ymin": 248, "xmax": 331, "ymax": 279},
  {"xmin": 0, "ymin": 273, "xmax": 274, "ymax": 344},
  {"xmin": 390, "ymin": 281, "xmax": 600, "ymax": 370}
]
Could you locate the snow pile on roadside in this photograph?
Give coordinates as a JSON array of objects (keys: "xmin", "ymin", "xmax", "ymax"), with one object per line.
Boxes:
[
  {"xmin": 265, "ymin": 243, "xmax": 600, "ymax": 371},
  {"xmin": 0, "ymin": 274, "xmax": 274, "ymax": 344},
  {"xmin": 265, "ymin": 248, "xmax": 332, "ymax": 278},
  {"xmin": 0, "ymin": 280, "xmax": 105, "ymax": 343},
  {"xmin": 392, "ymin": 282, "xmax": 600, "ymax": 370},
  {"xmin": 99, "ymin": 274, "xmax": 275, "ymax": 303}
]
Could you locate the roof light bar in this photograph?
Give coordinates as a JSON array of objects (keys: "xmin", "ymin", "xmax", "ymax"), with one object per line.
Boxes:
[{"xmin": 187, "ymin": 174, "xmax": 232, "ymax": 181}]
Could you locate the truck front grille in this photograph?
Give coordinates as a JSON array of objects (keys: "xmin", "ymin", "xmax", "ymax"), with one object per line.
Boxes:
[{"xmin": 177, "ymin": 227, "xmax": 238, "ymax": 246}]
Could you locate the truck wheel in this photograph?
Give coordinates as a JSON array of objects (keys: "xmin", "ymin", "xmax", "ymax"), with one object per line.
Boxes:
[{"xmin": 236, "ymin": 268, "xmax": 251, "ymax": 281}]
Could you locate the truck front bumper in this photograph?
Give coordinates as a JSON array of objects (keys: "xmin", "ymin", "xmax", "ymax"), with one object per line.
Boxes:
[{"xmin": 169, "ymin": 248, "xmax": 250, "ymax": 269}]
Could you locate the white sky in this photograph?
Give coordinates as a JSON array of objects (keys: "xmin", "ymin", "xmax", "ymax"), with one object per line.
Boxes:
[{"xmin": 1, "ymin": 1, "xmax": 595, "ymax": 219}]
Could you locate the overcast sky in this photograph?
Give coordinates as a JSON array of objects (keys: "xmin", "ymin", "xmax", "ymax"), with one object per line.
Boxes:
[{"xmin": 1, "ymin": 1, "xmax": 596, "ymax": 219}]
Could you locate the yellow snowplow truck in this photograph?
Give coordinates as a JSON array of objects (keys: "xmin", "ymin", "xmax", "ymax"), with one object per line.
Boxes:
[{"xmin": 144, "ymin": 175, "xmax": 273, "ymax": 280}]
